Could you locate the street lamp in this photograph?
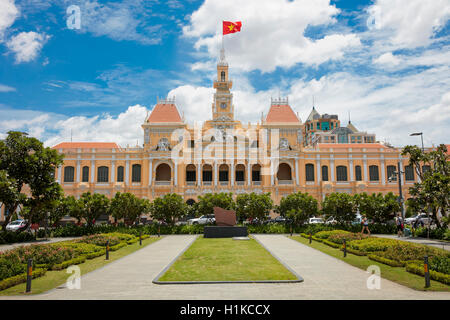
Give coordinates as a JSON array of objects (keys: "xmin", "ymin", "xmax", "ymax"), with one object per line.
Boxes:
[
  {"xmin": 410, "ymin": 132, "xmax": 424, "ymax": 152},
  {"xmin": 388, "ymin": 161, "xmax": 405, "ymax": 222}
]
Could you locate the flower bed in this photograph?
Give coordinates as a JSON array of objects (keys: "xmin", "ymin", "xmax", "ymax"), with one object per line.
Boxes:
[
  {"xmin": 381, "ymin": 243, "xmax": 446, "ymax": 262},
  {"xmin": 314, "ymin": 230, "xmax": 352, "ymax": 239},
  {"xmin": 347, "ymin": 238, "xmax": 400, "ymax": 253},
  {"xmin": 328, "ymin": 232, "xmax": 370, "ymax": 244},
  {"xmin": 406, "ymin": 262, "xmax": 450, "ymax": 286},
  {"xmin": 75, "ymin": 234, "xmax": 121, "ymax": 247}
]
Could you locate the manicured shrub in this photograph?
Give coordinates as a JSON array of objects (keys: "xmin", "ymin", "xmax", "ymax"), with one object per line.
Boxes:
[
  {"xmin": 76, "ymin": 234, "xmax": 121, "ymax": 247},
  {"xmin": 51, "ymin": 256, "xmax": 87, "ymax": 270},
  {"xmin": 0, "ymin": 244, "xmax": 76, "ymax": 267},
  {"xmin": 314, "ymin": 230, "xmax": 352, "ymax": 239},
  {"xmin": 0, "ymin": 231, "xmax": 35, "ymax": 244},
  {"xmin": 322, "ymin": 239, "xmax": 340, "ymax": 248},
  {"xmin": 382, "ymin": 243, "xmax": 446, "ymax": 262},
  {"xmin": 328, "ymin": 232, "xmax": 369, "ymax": 244},
  {"xmin": 345, "ymin": 247, "xmax": 366, "ymax": 256},
  {"xmin": 0, "ymin": 258, "xmax": 26, "ymax": 281},
  {"xmin": 368, "ymin": 254, "xmax": 405, "ymax": 267},
  {"xmin": 348, "ymin": 238, "xmax": 399, "ymax": 253},
  {"xmin": 109, "ymin": 242, "xmax": 127, "ymax": 251},
  {"xmin": 429, "ymin": 255, "xmax": 450, "ymax": 275},
  {"xmin": 406, "ymin": 262, "xmax": 450, "ymax": 286},
  {"xmin": 0, "ymin": 268, "xmax": 47, "ymax": 291}
]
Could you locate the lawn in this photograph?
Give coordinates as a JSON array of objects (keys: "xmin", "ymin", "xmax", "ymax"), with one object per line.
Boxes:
[
  {"xmin": 290, "ymin": 235, "xmax": 450, "ymax": 292},
  {"xmin": 157, "ymin": 237, "xmax": 298, "ymax": 282},
  {"xmin": 0, "ymin": 236, "xmax": 161, "ymax": 296}
]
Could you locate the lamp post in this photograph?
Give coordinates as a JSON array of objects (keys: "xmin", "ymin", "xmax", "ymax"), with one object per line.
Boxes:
[
  {"xmin": 410, "ymin": 132, "xmax": 424, "ymax": 152},
  {"xmin": 388, "ymin": 162, "xmax": 405, "ymax": 221}
]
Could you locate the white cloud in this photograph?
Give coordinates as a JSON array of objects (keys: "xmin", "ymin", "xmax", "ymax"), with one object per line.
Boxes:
[
  {"xmin": 183, "ymin": 0, "xmax": 361, "ymax": 72},
  {"xmin": 0, "ymin": 84, "xmax": 16, "ymax": 92},
  {"xmin": 6, "ymin": 31, "xmax": 49, "ymax": 63},
  {"xmin": 373, "ymin": 52, "xmax": 401, "ymax": 66},
  {"xmin": 0, "ymin": 0, "xmax": 19, "ymax": 40},
  {"xmin": 367, "ymin": 0, "xmax": 450, "ymax": 48}
]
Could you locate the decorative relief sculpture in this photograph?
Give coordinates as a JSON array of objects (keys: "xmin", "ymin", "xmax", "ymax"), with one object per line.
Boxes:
[
  {"xmin": 279, "ymin": 138, "xmax": 290, "ymax": 151},
  {"xmin": 156, "ymin": 138, "xmax": 170, "ymax": 151}
]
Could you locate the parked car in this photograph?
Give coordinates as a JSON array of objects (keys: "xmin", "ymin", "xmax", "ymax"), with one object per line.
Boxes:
[
  {"xmin": 188, "ymin": 215, "xmax": 215, "ymax": 225},
  {"xmin": 325, "ymin": 217, "xmax": 338, "ymax": 225},
  {"xmin": 405, "ymin": 213, "xmax": 433, "ymax": 226},
  {"xmin": 267, "ymin": 216, "xmax": 292, "ymax": 224},
  {"xmin": 5, "ymin": 219, "xmax": 29, "ymax": 232},
  {"xmin": 307, "ymin": 217, "xmax": 324, "ymax": 224}
]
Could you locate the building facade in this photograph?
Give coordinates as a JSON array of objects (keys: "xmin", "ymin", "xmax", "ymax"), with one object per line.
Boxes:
[{"xmin": 0, "ymin": 50, "xmax": 423, "ymax": 221}]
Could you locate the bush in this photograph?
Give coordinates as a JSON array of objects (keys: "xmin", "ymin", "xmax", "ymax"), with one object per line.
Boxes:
[
  {"xmin": 76, "ymin": 234, "xmax": 121, "ymax": 247},
  {"xmin": 0, "ymin": 231, "xmax": 35, "ymax": 244},
  {"xmin": 0, "ymin": 258, "xmax": 26, "ymax": 281},
  {"xmin": 382, "ymin": 243, "xmax": 446, "ymax": 262},
  {"xmin": 328, "ymin": 232, "xmax": 370, "ymax": 244},
  {"xmin": 368, "ymin": 254, "xmax": 405, "ymax": 267},
  {"xmin": 51, "ymin": 256, "xmax": 87, "ymax": 270},
  {"xmin": 0, "ymin": 268, "xmax": 47, "ymax": 291},
  {"xmin": 109, "ymin": 242, "xmax": 127, "ymax": 251},
  {"xmin": 429, "ymin": 255, "xmax": 450, "ymax": 275},
  {"xmin": 406, "ymin": 262, "xmax": 450, "ymax": 286},
  {"xmin": 348, "ymin": 238, "xmax": 400, "ymax": 253},
  {"xmin": 413, "ymin": 227, "xmax": 449, "ymax": 240},
  {"xmin": 0, "ymin": 244, "xmax": 76, "ymax": 267},
  {"xmin": 314, "ymin": 230, "xmax": 352, "ymax": 239},
  {"xmin": 322, "ymin": 239, "xmax": 340, "ymax": 248},
  {"xmin": 345, "ymin": 247, "xmax": 366, "ymax": 256}
]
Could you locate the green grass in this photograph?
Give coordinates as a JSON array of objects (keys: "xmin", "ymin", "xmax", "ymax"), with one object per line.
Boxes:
[
  {"xmin": 158, "ymin": 237, "xmax": 297, "ymax": 282},
  {"xmin": 290, "ymin": 235, "xmax": 449, "ymax": 292},
  {"xmin": 0, "ymin": 236, "xmax": 162, "ymax": 296}
]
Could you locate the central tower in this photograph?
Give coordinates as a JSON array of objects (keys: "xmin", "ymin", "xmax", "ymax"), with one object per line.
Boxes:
[{"xmin": 212, "ymin": 47, "xmax": 234, "ymax": 121}]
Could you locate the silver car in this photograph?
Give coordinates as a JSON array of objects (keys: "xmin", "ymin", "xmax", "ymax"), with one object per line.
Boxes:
[{"xmin": 5, "ymin": 220, "xmax": 29, "ymax": 232}]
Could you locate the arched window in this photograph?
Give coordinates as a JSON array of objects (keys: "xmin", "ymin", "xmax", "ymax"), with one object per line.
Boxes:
[
  {"xmin": 305, "ymin": 164, "xmax": 314, "ymax": 182},
  {"xmin": 82, "ymin": 166, "xmax": 89, "ymax": 182},
  {"xmin": 277, "ymin": 163, "xmax": 292, "ymax": 180},
  {"xmin": 117, "ymin": 166, "xmax": 124, "ymax": 182},
  {"xmin": 202, "ymin": 164, "xmax": 212, "ymax": 182},
  {"xmin": 64, "ymin": 166, "xmax": 75, "ymax": 182},
  {"xmin": 405, "ymin": 165, "xmax": 415, "ymax": 181},
  {"xmin": 321, "ymin": 166, "xmax": 328, "ymax": 181},
  {"xmin": 186, "ymin": 199, "xmax": 196, "ymax": 206},
  {"xmin": 186, "ymin": 164, "xmax": 196, "ymax": 182},
  {"xmin": 336, "ymin": 166, "xmax": 348, "ymax": 181},
  {"xmin": 155, "ymin": 163, "xmax": 171, "ymax": 181},
  {"xmin": 369, "ymin": 165, "xmax": 379, "ymax": 181},
  {"xmin": 219, "ymin": 164, "xmax": 229, "ymax": 182},
  {"xmin": 97, "ymin": 166, "xmax": 109, "ymax": 183},
  {"xmin": 132, "ymin": 164, "xmax": 141, "ymax": 182},
  {"xmin": 221, "ymin": 71, "xmax": 225, "ymax": 82},
  {"xmin": 387, "ymin": 165, "xmax": 397, "ymax": 181},
  {"xmin": 355, "ymin": 165, "xmax": 362, "ymax": 181},
  {"xmin": 252, "ymin": 164, "xmax": 261, "ymax": 182},
  {"xmin": 235, "ymin": 164, "xmax": 245, "ymax": 182}
]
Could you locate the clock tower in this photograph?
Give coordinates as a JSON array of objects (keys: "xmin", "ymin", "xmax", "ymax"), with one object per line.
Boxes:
[{"xmin": 212, "ymin": 47, "xmax": 234, "ymax": 122}]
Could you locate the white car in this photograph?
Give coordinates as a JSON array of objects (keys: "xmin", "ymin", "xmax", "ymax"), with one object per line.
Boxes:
[
  {"xmin": 325, "ymin": 217, "xmax": 338, "ymax": 225},
  {"xmin": 307, "ymin": 217, "xmax": 324, "ymax": 224},
  {"xmin": 188, "ymin": 215, "xmax": 215, "ymax": 225},
  {"xmin": 6, "ymin": 219, "xmax": 29, "ymax": 232}
]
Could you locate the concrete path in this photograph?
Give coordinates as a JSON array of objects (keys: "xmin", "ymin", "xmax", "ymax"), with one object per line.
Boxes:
[
  {"xmin": 0, "ymin": 237, "xmax": 80, "ymax": 253},
  {"xmin": 1, "ymin": 235, "xmax": 449, "ymax": 300},
  {"xmin": 373, "ymin": 234, "xmax": 449, "ymax": 251}
]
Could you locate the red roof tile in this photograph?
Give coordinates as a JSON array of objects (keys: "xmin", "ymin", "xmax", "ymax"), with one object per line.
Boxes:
[
  {"xmin": 52, "ymin": 142, "xmax": 119, "ymax": 149},
  {"xmin": 147, "ymin": 103, "xmax": 182, "ymax": 123},
  {"xmin": 265, "ymin": 104, "xmax": 300, "ymax": 123}
]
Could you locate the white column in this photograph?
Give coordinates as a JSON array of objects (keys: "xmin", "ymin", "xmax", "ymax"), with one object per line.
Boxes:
[
  {"xmin": 316, "ymin": 156, "xmax": 321, "ymax": 183},
  {"xmin": 111, "ymin": 160, "xmax": 115, "ymax": 182},
  {"xmin": 57, "ymin": 166, "xmax": 62, "ymax": 183},
  {"xmin": 214, "ymin": 163, "xmax": 218, "ymax": 186},
  {"xmin": 125, "ymin": 160, "xmax": 130, "ymax": 186},
  {"xmin": 231, "ymin": 163, "xmax": 235, "ymax": 185},
  {"xmin": 174, "ymin": 162, "xmax": 178, "ymax": 186},
  {"xmin": 381, "ymin": 158, "xmax": 386, "ymax": 185},
  {"xmin": 148, "ymin": 160, "xmax": 152, "ymax": 185},
  {"xmin": 76, "ymin": 160, "xmax": 81, "ymax": 183},
  {"xmin": 247, "ymin": 162, "xmax": 251, "ymax": 186},
  {"xmin": 90, "ymin": 161, "xmax": 95, "ymax": 183},
  {"xmin": 349, "ymin": 160, "xmax": 354, "ymax": 181},
  {"xmin": 330, "ymin": 159, "xmax": 335, "ymax": 182},
  {"xmin": 363, "ymin": 155, "xmax": 368, "ymax": 181},
  {"xmin": 399, "ymin": 161, "xmax": 404, "ymax": 186},
  {"xmin": 295, "ymin": 159, "xmax": 299, "ymax": 185},
  {"xmin": 197, "ymin": 163, "xmax": 201, "ymax": 185},
  {"xmin": 270, "ymin": 159, "xmax": 274, "ymax": 185}
]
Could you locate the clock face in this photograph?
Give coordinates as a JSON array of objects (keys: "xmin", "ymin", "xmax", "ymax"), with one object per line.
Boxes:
[{"xmin": 220, "ymin": 103, "xmax": 227, "ymax": 109}]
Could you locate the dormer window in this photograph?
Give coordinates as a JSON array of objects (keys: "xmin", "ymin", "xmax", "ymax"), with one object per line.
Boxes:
[{"xmin": 221, "ymin": 71, "xmax": 225, "ymax": 82}]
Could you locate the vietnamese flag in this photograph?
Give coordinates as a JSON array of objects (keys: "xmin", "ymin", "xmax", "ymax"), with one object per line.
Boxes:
[{"xmin": 223, "ymin": 21, "xmax": 242, "ymax": 35}]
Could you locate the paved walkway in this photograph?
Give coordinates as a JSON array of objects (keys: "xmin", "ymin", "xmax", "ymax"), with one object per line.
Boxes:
[
  {"xmin": 1, "ymin": 235, "xmax": 449, "ymax": 300},
  {"xmin": 0, "ymin": 237, "xmax": 79, "ymax": 253}
]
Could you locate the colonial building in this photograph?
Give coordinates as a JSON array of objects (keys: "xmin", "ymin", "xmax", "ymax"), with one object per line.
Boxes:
[{"xmin": 0, "ymin": 50, "xmax": 425, "ymax": 221}]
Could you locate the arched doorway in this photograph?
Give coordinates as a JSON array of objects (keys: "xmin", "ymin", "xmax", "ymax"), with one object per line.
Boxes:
[
  {"xmin": 277, "ymin": 163, "xmax": 292, "ymax": 182},
  {"xmin": 155, "ymin": 163, "xmax": 171, "ymax": 183}
]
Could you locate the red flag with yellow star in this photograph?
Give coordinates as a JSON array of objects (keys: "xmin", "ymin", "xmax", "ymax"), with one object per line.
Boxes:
[{"xmin": 223, "ymin": 21, "xmax": 242, "ymax": 35}]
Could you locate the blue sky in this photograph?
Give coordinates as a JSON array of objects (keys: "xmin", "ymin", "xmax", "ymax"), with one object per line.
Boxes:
[{"xmin": 0, "ymin": 0, "xmax": 449, "ymax": 147}]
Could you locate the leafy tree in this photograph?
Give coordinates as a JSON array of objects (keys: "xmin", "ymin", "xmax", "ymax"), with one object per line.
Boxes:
[
  {"xmin": 276, "ymin": 192, "xmax": 318, "ymax": 225},
  {"xmin": 196, "ymin": 192, "xmax": 235, "ymax": 217},
  {"xmin": 149, "ymin": 193, "xmax": 186, "ymax": 225},
  {"xmin": 110, "ymin": 192, "xmax": 150, "ymax": 225},
  {"xmin": 47, "ymin": 195, "xmax": 80, "ymax": 227},
  {"xmin": 321, "ymin": 192, "xmax": 357, "ymax": 224},
  {"xmin": 356, "ymin": 192, "xmax": 400, "ymax": 223},
  {"xmin": 0, "ymin": 131, "xmax": 64, "ymax": 228},
  {"xmin": 402, "ymin": 144, "xmax": 449, "ymax": 227},
  {"xmin": 0, "ymin": 170, "xmax": 26, "ymax": 223},
  {"xmin": 235, "ymin": 192, "xmax": 273, "ymax": 221},
  {"xmin": 78, "ymin": 192, "xmax": 110, "ymax": 226}
]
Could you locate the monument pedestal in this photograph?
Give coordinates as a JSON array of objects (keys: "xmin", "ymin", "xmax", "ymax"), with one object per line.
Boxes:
[{"xmin": 204, "ymin": 226, "xmax": 248, "ymax": 238}]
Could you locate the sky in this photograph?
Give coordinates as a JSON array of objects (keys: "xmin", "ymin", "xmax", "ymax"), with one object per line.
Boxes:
[{"xmin": 0, "ymin": 0, "xmax": 449, "ymax": 148}]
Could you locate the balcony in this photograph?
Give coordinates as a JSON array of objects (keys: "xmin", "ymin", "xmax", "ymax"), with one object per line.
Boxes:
[
  {"xmin": 155, "ymin": 181, "xmax": 171, "ymax": 186},
  {"xmin": 278, "ymin": 180, "xmax": 293, "ymax": 185}
]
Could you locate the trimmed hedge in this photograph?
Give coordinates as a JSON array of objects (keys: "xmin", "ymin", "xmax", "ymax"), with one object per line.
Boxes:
[
  {"xmin": 0, "ymin": 231, "xmax": 35, "ymax": 245},
  {"xmin": 0, "ymin": 268, "xmax": 47, "ymax": 291},
  {"xmin": 322, "ymin": 239, "xmax": 340, "ymax": 249},
  {"xmin": 109, "ymin": 242, "xmax": 128, "ymax": 251},
  {"xmin": 84, "ymin": 250, "xmax": 104, "ymax": 259},
  {"xmin": 345, "ymin": 247, "xmax": 366, "ymax": 256},
  {"xmin": 368, "ymin": 254, "xmax": 405, "ymax": 267},
  {"xmin": 406, "ymin": 262, "xmax": 450, "ymax": 286},
  {"xmin": 51, "ymin": 256, "xmax": 87, "ymax": 271}
]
